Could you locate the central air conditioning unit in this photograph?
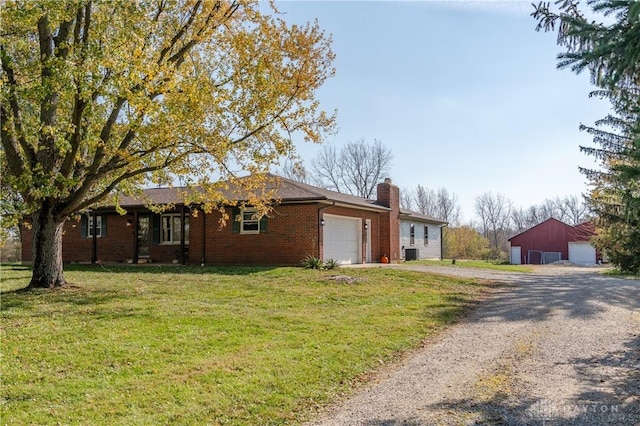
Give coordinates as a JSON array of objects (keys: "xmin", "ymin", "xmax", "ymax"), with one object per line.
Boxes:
[{"xmin": 405, "ymin": 248, "xmax": 419, "ymax": 261}]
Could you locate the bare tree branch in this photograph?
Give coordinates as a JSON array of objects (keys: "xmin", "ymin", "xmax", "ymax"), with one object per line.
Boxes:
[
  {"xmin": 311, "ymin": 139, "xmax": 392, "ymax": 198},
  {"xmin": 475, "ymin": 192, "xmax": 512, "ymax": 258}
]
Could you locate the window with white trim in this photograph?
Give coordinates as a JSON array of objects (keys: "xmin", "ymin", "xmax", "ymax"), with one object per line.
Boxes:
[
  {"xmin": 87, "ymin": 216, "xmax": 102, "ymax": 238},
  {"xmin": 424, "ymin": 225, "xmax": 429, "ymax": 246},
  {"xmin": 410, "ymin": 224, "xmax": 415, "ymax": 245},
  {"xmin": 161, "ymin": 214, "xmax": 189, "ymax": 244},
  {"xmin": 241, "ymin": 207, "xmax": 260, "ymax": 233}
]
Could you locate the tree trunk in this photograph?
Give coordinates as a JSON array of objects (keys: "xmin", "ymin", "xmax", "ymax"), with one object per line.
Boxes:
[{"xmin": 28, "ymin": 206, "xmax": 66, "ymax": 289}]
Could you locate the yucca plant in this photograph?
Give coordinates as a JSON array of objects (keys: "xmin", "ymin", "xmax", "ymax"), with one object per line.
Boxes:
[
  {"xmin": 324, "ymin": 258, "xmax": 340, "ymax": 270},
  {"xmin": 301, "ymin": 255, "xmax": 324, "ymax": 269}
]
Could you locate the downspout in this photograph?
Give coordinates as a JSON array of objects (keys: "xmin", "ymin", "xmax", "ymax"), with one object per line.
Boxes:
[
  {"xmin": 180, "ymin": 205, "xmax": 186, "ymax": 265},
  {"xmin": 133, "ymin": 210, "xmax": 139, "ymax": 264},
  {"xmin": 317, "ymin": 201, "xmax": 335, "ymax": 259},
  {"xmin": 201, "ymin": 206, "xmax": 206, "ymax": 266},
  {"xmin": 440, "ymin": 223, "xmax": 447, "ymax": 261},
  {"xmin": 91, "ymin": 209, "xmax": 97, "ymax": 264}
]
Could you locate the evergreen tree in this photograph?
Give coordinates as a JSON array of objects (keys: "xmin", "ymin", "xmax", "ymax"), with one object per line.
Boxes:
[{"xmin": 533, "ymin": 0, "xmax": 640, "ymax": 273}]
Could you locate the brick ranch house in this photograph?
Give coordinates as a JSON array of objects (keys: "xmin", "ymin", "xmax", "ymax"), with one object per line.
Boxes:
[{"xmin": 21, "ymin": 176, "xmax": 446, "ymax": 266}]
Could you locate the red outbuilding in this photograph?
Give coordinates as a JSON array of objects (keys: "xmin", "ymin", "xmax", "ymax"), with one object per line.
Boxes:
[{"xmin": 508, "ymin": 218, "xmax": 598, "ymax": 265}]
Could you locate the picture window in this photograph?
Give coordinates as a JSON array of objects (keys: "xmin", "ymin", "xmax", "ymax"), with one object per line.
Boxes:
[{"xmin": 161, "ymin": 214, "xmax": 189, "ymax": 244}]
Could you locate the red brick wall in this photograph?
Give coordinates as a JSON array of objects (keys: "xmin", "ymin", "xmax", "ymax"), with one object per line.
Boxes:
[
  {"xmin": 22, "ymin": 213, "xmax": 198, "ymax": 264},
  {"xmin": 20, "ymin": 223, "xmax": 31, "ymax": 263},
  {"xmin": 21, "ymin": 202, "xmax": 386, "ymax": 266},
  {"xmin": 21, "ymin": 214, "xmax": 137, "ymax": 264},
  {"xmin": 184, "ymin": 203, "xmax": 382, "ymax": 266},
  {"xmin": 191, "ymin": 204, "xmax": 321, "ymax": 265}
]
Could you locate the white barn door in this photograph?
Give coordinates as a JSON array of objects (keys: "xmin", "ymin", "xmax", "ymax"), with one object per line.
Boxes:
[{"xmin": 510, "ymin": 246, "xmax": 521, "ymax": 265}]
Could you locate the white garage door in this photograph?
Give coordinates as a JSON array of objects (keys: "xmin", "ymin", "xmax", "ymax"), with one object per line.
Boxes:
[
  {"xmin": 323, "ymin": 215, "xmax": 361, "ymax": 264},
  {"xmin": 568, "ymin": 242, "xmax": 596, "ymax": 265}
]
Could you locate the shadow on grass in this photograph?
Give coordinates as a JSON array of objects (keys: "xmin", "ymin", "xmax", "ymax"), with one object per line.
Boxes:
[
  {"xmin": 0, "ymin": 287, "xmax": 132, "ymax": 313},
  {"xmin": 2, "ymin": 262, "xmax": 281, "ymax": 277},
  {"xmin": 426, "ymin": 279, "xmax": 513, "ymax": 319},
  {"xmin": 0, "ymin": 264, "xmax": 30, "ymax": 271},
  {"xmin": 0, "ymin": 276, "xmax": 32, "ymax": 283},
  {"xmin": 421, "ymin": 295, "xmax": 484, "ymax": 325},
  {"xmin": 62, "ymin": 263, "xmax": 280, "ymax": 276},
  {"xmin": 1, "ymin": 263, "xmax": 284, "ymax": 294}
]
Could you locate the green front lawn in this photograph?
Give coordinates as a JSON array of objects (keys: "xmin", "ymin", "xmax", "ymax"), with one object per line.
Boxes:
[
  {"xmin": 1, "ymin": 264, "xmax": 491, "ymax": 425},
  {"xmin": 412, "ymin": 259, "xmax": 533, "ymax": 273}
]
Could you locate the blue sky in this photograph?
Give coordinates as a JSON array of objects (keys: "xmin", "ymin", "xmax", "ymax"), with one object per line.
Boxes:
[{"xmin": 277, "ymin": 1, "xmax": 612, "ymax": 223}]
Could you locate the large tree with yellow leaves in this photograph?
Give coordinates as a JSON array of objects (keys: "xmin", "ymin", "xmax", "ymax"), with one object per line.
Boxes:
[{"xmin": 0, "ymin": 1, "xmax": 335, "ymax": 288}]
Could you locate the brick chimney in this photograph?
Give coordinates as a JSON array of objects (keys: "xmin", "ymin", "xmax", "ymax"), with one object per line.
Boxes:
[{"xmin": 376, "ymin": 178, "xmax": 400, "ymax": 263}]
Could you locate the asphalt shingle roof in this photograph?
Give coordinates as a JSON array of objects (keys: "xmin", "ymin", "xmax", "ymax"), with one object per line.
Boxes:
[
  {"xmin": 113, "ymin": 175, "xmax": 447, "ymax": 225},
  {"xmin": 400, "ymin": 208, "xmax": 448, "ymax": 225},
  {"xmin": 117, "ymin": 187, "xmax": 187, "ymax": 206},
  {"xmin": 115, "ymin": 175, "xmax": 387, "ymax": 211}
]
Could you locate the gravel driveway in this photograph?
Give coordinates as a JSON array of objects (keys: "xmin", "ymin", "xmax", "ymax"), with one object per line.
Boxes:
[{"xmin": 306, "ymin": 266, "xmax": 640, "ymax": 425}]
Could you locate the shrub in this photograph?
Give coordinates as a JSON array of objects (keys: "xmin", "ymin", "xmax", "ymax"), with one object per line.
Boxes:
[
  {"xmin": 324, "ymin": 258, "xmax": 340, "ymax": 270},
  {"xmin": 301, "ymin": 255, "xmax": 324, "ymax": 269}
]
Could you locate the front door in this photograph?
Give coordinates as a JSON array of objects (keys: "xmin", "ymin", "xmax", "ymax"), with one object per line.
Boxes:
[{"xmin": 137, "ymin": 216, "xmax": 151, "ymax": 258}]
